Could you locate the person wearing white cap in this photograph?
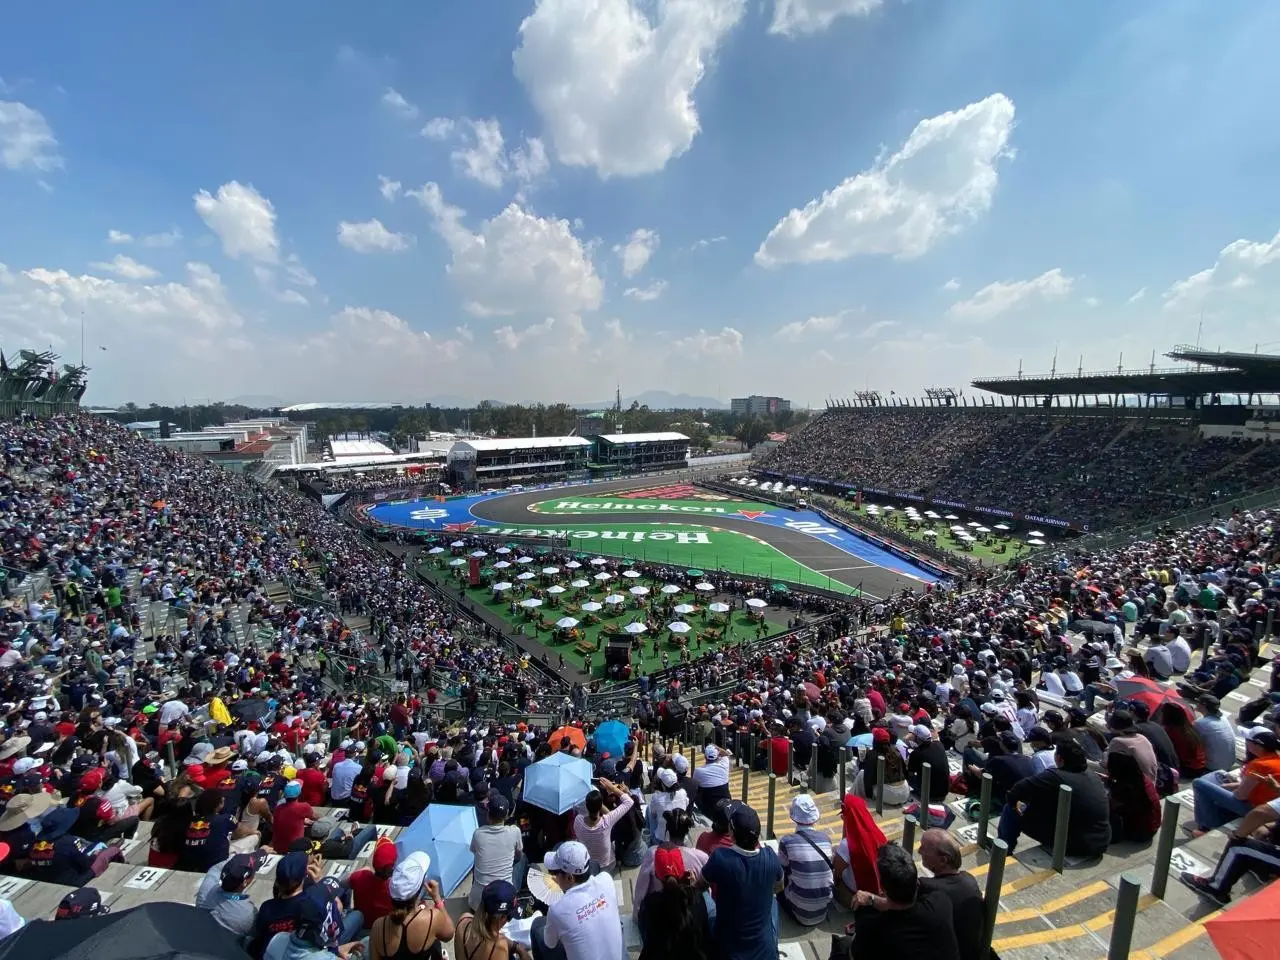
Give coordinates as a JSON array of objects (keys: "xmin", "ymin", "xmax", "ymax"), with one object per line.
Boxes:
[
  {"xmin": 646, "ymin": 767, "xmax": 688, "ymax": 844},
  {"xmin": 692, "ymin": 744, "xmax": 731, "ymax": 817},
  {"xmin": 534, "ymin": 841, "xmax": 624, "ymax": 960},
  {"xmin": 369, "ymin": 851, "xmax": 453, "ymax": 959},
  {"xmin": 777, "ymin": 794, "xmax": 834, "ymax": 926}
]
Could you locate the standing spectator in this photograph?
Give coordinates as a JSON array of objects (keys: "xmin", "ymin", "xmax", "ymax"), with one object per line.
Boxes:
[
  {"xmin": 572, "ymin": 779, "xmax": 632, "ymax": 874},
  {"xmin": 691, "ymin": 745, "xmax": 731, "ymax": 818},
  {"xmin": 776, "ymin": 794, "xmax": 833, "ymax": 926},
  {"xmin": 702, "ymin": 804, "xmax": 783, "ymax": 960}
]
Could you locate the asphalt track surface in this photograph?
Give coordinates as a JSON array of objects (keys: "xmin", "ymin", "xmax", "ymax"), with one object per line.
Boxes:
[{"xmin": 466, "ymin": 476, "xmax": 921, "ymax": 601}]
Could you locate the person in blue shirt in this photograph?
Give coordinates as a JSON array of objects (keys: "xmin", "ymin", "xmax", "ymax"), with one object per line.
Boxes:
[{"xmin": 701, "ymin": 802, "xmax": 782, "ymax": 960}]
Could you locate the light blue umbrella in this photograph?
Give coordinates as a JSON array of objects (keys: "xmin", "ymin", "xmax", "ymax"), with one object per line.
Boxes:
[
  {"xmin": 396, "ymin": 803, "xmax": 479, "ymax": 897},
  {"xmin": 846, "ymin": 733, "xmax": 874, "ymax": 749},
  {"xmin": 523, "ymin": 752, "xmax": 594, "ymax": 814},
  {"xmin": 593, "ymin": 719, "xmax": 630, "ymax": 758}
]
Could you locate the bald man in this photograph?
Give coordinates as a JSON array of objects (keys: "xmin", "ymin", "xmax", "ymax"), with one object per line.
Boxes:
[{"xmin": 919, "ymin": 829, "xmax": 987, "ymax": 960}]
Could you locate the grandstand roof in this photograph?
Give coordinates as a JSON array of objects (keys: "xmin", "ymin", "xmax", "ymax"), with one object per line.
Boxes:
[
  {"xmin": 452, "ymin": 436, "xmax": 592, "ymax": 453},
  {"xmin": 972, "ymin": 346, "xmax": 1280, "ymax": 398},
  {"xmin": 330, "ymin": 439, "xmax": 395, "ymax": 458},
  {"xmin": 595, "ymin": 431, "xmax": 689, "ymax": 444}
]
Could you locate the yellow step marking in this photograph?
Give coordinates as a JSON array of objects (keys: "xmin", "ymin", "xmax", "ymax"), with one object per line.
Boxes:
[
  {"xmin": 1127, "ymin": 907, "xmax": 1221, "ymax": 960},
  {"xmin": 991, "ymin": 893, "xmax": 1156, "ymax": 952},
  {"xmin": 999, "ymin": 868, "xmax": 1055, "ymax": 896},
  {"xmin": 995, "ymin": 880, "xmax": 1110, "ymax": 924}
]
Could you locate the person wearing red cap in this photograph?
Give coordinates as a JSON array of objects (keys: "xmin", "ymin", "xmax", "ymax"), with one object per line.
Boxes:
[
  {"xmin": 70, "ymin": 768, "xmax": 138, "ymax": 845},
  {"xmin": 636, "ymin": 844, "xmax": 712, "ymax": 960},
  {"xmin": 348, "ymin": 838, "xmax": 398, "ymax": 927}
]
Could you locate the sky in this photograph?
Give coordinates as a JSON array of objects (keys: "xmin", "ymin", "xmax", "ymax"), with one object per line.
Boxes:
[{"xmin": 3, "ymin": 0, "xmax": 1280, "ymax": 408}]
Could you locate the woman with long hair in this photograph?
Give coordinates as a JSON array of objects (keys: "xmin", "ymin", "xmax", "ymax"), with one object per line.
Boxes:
[
  {"xmin": 634, "ymin": 808, "xmax": 708, "ymax": 935},
  {"xmin": 1157, "ymin": 703, "xmax": 1207, "ymax": 778},
  {"xmin": 370, "ymin": 852, "xmax": 455, "ymax": 960},
  {"xmin": 455, "ymin": 880, "xmax": 532, "ymax": 960},
  {"xmin": 833, "ymin": 793, "xmax": 886, "ymax": 907},
  {"xmin": 637, "ymin": 845, "xmax": 713, "ymax": 960},
  {"xmin": 1104, "ymin": 750, "xmax": 1161, "ymax": 844}
]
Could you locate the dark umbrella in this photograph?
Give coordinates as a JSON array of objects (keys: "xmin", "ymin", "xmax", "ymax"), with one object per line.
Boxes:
[
  {"xmin": 0, "ymin": 902, "xmax": 250, "ymax": 960},
  {"xmin": 229, "ymin": 697, "xmax": 272, "ymax": 723}
]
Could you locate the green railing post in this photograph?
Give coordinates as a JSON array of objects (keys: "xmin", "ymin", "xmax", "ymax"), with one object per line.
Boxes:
[
  {"xmin": 741, "ymin": 762, "xmax": 750, "ymax": 802},
  {"xmin": 1151, "ymin": 797, "xmax": 1182, "ymax": 899},
  {"xmin": 787, "ymin": 741, "xmax": 794, "ymax": 785},
  {"xmin": 875, "ymin": 754, "xmax": 886, "ymax": 817},
  {"xmin": 838, "ymin": 747, "xmax": 848, "ymax": 798},
  {"xmin": 902, "ymin": 814, "xmax": 918, "ymax": 853},
  {"xmin": 1052, "ymin": 784, "xmax": 1073, "ymax": 873},
  {"xmin": 919, "ymin": 762, "xmax": 932, "ymax": 816},
  {"xmin": 1108, "ymin": 874, "xmax": 1142, "ymax": 960},
  {"xmin": 981, "ymin": 839, "xmax": 1008, "ymax": 958},
  {"xmin": 166, "ymin": 740, "xmax": 176, "ymax": 780},
  {"xmin": 767, "ymin": 775, "xmax": 778, "ymax": 840},
  {"xmin": 977, "ymin": 773, "xmax": 993, "ymax": 850}
]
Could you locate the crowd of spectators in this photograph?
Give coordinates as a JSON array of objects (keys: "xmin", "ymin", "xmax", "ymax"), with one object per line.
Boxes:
[{"xmin": 761, "ymin": 409, "xmax": 1280, "ymax": 526}]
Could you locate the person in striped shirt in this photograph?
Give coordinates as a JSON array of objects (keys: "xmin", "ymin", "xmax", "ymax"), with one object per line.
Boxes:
[{"xmin": 776, "ymin": 794, "xmax": 833, "ymax": 926}]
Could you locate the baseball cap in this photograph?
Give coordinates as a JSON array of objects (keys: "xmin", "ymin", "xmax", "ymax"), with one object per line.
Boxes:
[
  {"xmin": 372, "ymin": 839, "xmax": 398, "ymax": 871},
  {"xmin": 543, "ymin": 840, "xmax": 591, "ymax": 877},
  {"xmin": 1197, "ymin": 693, "xmax": 1221, "ymax": 712},
  {"xmin": 480, "ymin": 879, "xmax": 517, "ymax": 916},
  {"xmin": 910, "ymin": 724, "xmax": 933, "ymax": 741},
  {"xmin": 12, "ymin": 757, "xmax": 39, "ymax": 776},
  {"xmin": 221, "ymin": 850, "xmax": 267, "ymax": 889},
  {"xmin": 56, "ymin": 887, "xmax": 109, "ymax": 920},
  {"xmin": 309, "ymin": 819, "xmax": 338, "ymax": 841},
  {"xmin": 656, "ymin": 768, "xmax": 678, "ymax": 789},
  {"xmin": 729, "ymin": 803, "xmax": 761, "ymax": 843},
  {"xmin": 488, "ymin": 794, "xmax": 510, "ymax": 819},
  {"xmin": 703, "ymin": 745, "xmax": 719, "ymax": 761},
  {"xmin": 1243, "ymin": 727, "xmax": 1280, "ymax": 750},
  {"xmin": 277, "ymin": 851, "xmax": 310, "ymax": 887},
  {"xmin": 671, "ymin": 754, "xmax": 688, "ymax": 775},
  {"xmin": 388, "ymin": 851, "xmax": 431, "ymax": 901},
  {"xmin": 283, "ymin": 780, "xmax": 302, "ymax": 799},
  {"xmin": 654, "ymin": 845, "xmax": 685, "ymax": 882}
]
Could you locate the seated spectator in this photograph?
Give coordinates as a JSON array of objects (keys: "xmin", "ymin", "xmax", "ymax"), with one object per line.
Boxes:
[
  {"xmin": 348, "ymin": 839, "xmax": 398, "ymax": 929},
  {"xmin": 999, "ymin": 740, "xmax": 1110, "ymax": 858},
  {"xmin": 1181, "ymin": 797, "xmax": 1280, "ymax": 905},
  {"xmin": 1157, "ymin": 703, "xmax": 1207, "ymax": 779},
  {"xmin": 456, "ymin": 880, "xmax": 533, "ymax": 960},
  {"xmin": 196, "ymin": 851, "xmax": 265, "ymax": 940},
  {"xmin": 1104, "ymin": 710, "xmax": 1157, "ymax": 783},
  {"xmin": 637, "ymin": 845, "xmax": 713, "ymax": 960},
  {"xmin": 533, "ymin": 840, "xmax": 625, "ymax": 960},
  {"xmin": 1189, "ymin": 728, "xmax": 1280, "ymax": 836},
  {"xmin": 694, "ymin": 797, "xmax": 736, "ymax": 858},
  {"xmin": 635, "ymin": 808, "xmax": 707, "ymax": 931},
  {"xmin": 646, "ymin": 767, "xmax": 688, "ymax": 844},
  {"xmin": 370, "ymin": 852, "xmax": 454, "ymax": 960},
  {"xmin": 1193, "ymin": 695, "xmax": 1237, "ymax": 773},
  {"xmin": 918, "ymin": 830, "xmax": 985, "ymax": 960},
  {"xmin": 851, "ymin": 844, "xmax": 960, "ymax": 960},
  {"xmin": 1103, "ymin": 752, "xmax": 1161, "ymax": 844},
  {"xmin": 272, "ymin": 780, "xmax": 315, "ymax": 853},
  {"xmin": 854, "ymin": 731, "xmax": 910, "ymax": 807},
  {"xmin": 469, "ymin": 794, "xmax": 527, "ymax": 909},
  {"xmin": 691, "ymin": 745, "xmax": 731, "ymax": 817},
  {"xmin": 252, "ymin": 851, "xmax": 313, "ymax": 958},
  {"xmin": 265, "ymin": 883, "xmax": 362, "ymax": 960},
  {"xmin": 777, "ymin": 794, "xmax": 833, "ymax": 926},
  {"xmin": 177, "ymin": 789, "xmax": 237, "ymax": 873},
  {"xmin": 309, "ymin": 816, "xmax": 379, "ymax": 862},
  {"xmin": 833, "ymin": 794, "xmax": 886, "ymax": 909},
  {"xmin": 907, "ymin": 725, "xmax": 950, "ymax": 803}
]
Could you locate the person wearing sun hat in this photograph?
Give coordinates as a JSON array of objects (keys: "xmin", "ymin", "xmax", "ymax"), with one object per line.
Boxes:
[{"xmin": 777, "ymin": 794, "xmax": 834, "ymax": 926}]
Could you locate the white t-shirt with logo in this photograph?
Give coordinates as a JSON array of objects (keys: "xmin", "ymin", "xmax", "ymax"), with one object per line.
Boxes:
[{"xmin": 543, "ymin": 871, "xmax": 625, "ymax": 960}]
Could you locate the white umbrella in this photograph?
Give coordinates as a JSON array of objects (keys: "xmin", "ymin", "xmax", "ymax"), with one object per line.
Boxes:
[
  {"xmin": 950, "ymin": 525, "xmax": 966, "ymax": 532},
  {"xmin": 993, "ymin": 523, "xmax": 1010, "ymax": 531},
  {"xmin": 604, "ymin": 594, "xmax": 626, "ymax": 605},
  {"xmin": 451, "ymin": 540, "xmax": 466, "ymax": 548},
  {"xmin": 493, "ymin": 561, "xmax": 512, "ymax": 569},
  {"xmin": 1028, "ymin": 530, "xmax": 1045, "ymax": 538},
  {"xmin": 492, "ymin": 582, "xmax": 513, "ymax": 591},
  {"xmin": 517, "ymin": 556, "xmax": 534, "ymax": 564},
  {"xmin": 708, "ymin": 602, "xmax": 730, "ymax": 613},
  {"xmin": 495, "ymin": 547, "xmax": 512, "ymax": 555},
  {"xmin": 668, "ymin": 622, "xmax": 691, "ymax": 634},
  {"xmin": 921, "ymin": 530, "xmax": 938, "ymax": 538},
  {"xmin": 520, "ymin": 598, "xmax": 543, "ymax": 609},
  {"xmin": 745, "ymin": 598, "xmax": 767, "ymax": 609},
  {"xmin": 589, "ymin": 557, "xmax": 608, "ymax": 566},
  {"xmin": 945, "ymin": 514, "xmax": 960, "ymax": 521},
  {"xmin": 570, "ymin": 579, "xmax": 590, "ymax": 589},
  {"xmin": 622, "ymin": 570, "xmax": 642, "ymax": 579},
  {"xmin": 975, "ymin": 526, "xmax": 990, "ymax": 533},
  {"xmin": 517, "ymin": 571, "xmax": 536, "ymax": 580},
  {"xmin": 674, "ymin": 603, "xmax": 696, "ymax": 614},
  {"xmin": 1027, "ymin": 538, "xmax": 1046, "ymax": 546},
  {"xmin": 695, "ymin": 582, "xmax": 715, "ymax": 592},
  {"xmin": 967, "ymin": 521, "xmax": 981, "ymax": 528},
  {"xmin": 924, "ymin": 510, "xmax": 940, "ymax": 518},
  {"xmin": 564, "ymin": 560, "xmax": 582, "ymax": 569},
  {"xmin": 555, "ymin": 617, "xmax": 579, "ymax": 629},
  {"xmin": 660, "ymin": 584, "xmax": 681, "ymax": 595},
  {"xmin": 630, "ymin": 586, "xmax": 650, "ymax": 596},
  {"xmin": 427, "ymin": 547, "xmax": 445, "ymax": 555},
  {"xmin": 594, "ymin": 571, "xmax": 613, "ymax": 581},
  {"xmin": 547, "ymin": 585, "xmax": 566, "ymax": 595},
  {"xmin": 542, "ymin": 567, "xmax": 560, "ymax": 576},
  {"xmin": 800, "ymin": 487, "xmax": 810, "ymax": 492},
  {"xmin": 882, "ymin": 505, "xmax": 895, "ymax": 511},
  {"xmin": 623, "ymin": 622, "xmax": 647, "ymax": 634},
  {"xmin": 581, "ymin": 601, "xmax": 603, "ymax": 612},
  {"xmin": 470, "ymin": 550, "xmax": 488, "ymax": 558},
  {"xmin": 448, "ymin": 558, "xmax": 467, "ymax": 567},
  {"xmin": 785, "ymin": 484, "xmax": 796, "ymax": 492}
]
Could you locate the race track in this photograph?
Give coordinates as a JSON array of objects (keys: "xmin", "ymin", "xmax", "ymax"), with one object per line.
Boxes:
[{"xmin": 462, "ymin": 476, "xmax": 930, "ymax": 599}]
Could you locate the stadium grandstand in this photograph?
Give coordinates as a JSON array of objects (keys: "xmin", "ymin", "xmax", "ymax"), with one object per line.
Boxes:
[
  {"xmin": 589, "ymin": 430, "xmax": 690, "ymax": 476},
  {"xmin": 447, "ymin": 435, "xmax": 592, "ymax": 489},
  {"xmin": 0, "ymin": 343, "xmax": 1275, "ymax": 960}
]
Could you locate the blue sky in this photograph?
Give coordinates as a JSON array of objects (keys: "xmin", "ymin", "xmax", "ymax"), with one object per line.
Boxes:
[{"xmin": 2, "ymin": 0, "xmax": 1279, "ymax": 407}]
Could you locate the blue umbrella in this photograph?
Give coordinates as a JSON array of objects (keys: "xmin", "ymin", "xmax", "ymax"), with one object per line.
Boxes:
[
  {"xmin": 523, "ymin": 752, "xmax": 595, "ymax": 815},
  {"xmin": 593, "ymin": 719, "xmax": 630, "ymax": 758},
  {"xmin": 395, "ymin": 803, "xmax": 479, "ymax": 897},
  {"xmin": 846, "ymin": 733, "xmax": 874, "ymax": 749}
]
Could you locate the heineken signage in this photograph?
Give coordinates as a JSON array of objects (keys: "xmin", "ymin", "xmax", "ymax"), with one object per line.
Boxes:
[
  {"xmin": 544, "ymin": 500, "xmax": 737, "ymax": 515},
  {"xmin": 482, "ymin": 525, "xmax": 711, "ymax": 544}
]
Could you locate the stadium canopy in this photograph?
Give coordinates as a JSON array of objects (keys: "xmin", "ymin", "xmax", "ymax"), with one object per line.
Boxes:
[
  {"xmin": 451, "ymin": 436, "xmax": 592, "ymax": 453},
  {"xmin": 972, "ymin": 345, "xmax": 1280, "ymax": 401},
  {"xmin": 595, "ymin": 432, "xmax": 689, "ymax": 443}
]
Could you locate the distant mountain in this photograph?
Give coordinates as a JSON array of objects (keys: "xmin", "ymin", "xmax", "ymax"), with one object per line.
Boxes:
[{"xmin": 577, "ymin": 390, "xmax": 726, "ymax": 410}]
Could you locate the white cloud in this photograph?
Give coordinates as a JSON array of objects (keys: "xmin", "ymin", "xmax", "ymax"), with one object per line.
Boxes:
[
  {"xmin": 107, "ymin": 230, "xmax": 133, "ymax": 245},
  {"xmin": 495, "ymin": 317, "xmax": 557, "ymax": 351},
  {"xmin": 945, "ymin": 268, "xmax": 1073, "ymax": 321},
  {"xmin": 310, "ymin": 307, "xmax": 462, "ymax": 366},
  {"xmin": 89, "ymin": 254, "xmax": 159, "ymax": 281},
  {"xmin": 194, "ymin": 181, "xmax": 279, "ymax": 263},
  {"xmin": 378, "ymin": 176, "xmax": 402, "ymax": 201},
  {"xmin": 689, "ymin": 235, "xmax": 727, "ymax": 251},
  {"xmin": 614, "ymin": 228, "xmax": 659, "ymax": 277},
  {"xmin": 513, "ymin": 0, "xmax": 745, "ymax": 178},
  {"xmin": 1084, "ymin": 296, "xmax": 1100, "ymax": 308},
  {"xmin": 769, "ymin": 0, "xmax": 883, "ymax": 37},
  {"xmin": 673, "ymin": 325, "xmax": 743, "ymax": 358},
  {"xmin": 410, "ymin": 181, "xmax": 602, "ymax": 319},
  {"xmin": 382, "ymin": 87, "xmax": 419, "ymax": 118},
  {"xmin": 422, "ymin": 117, "xmax": 455, "ymax": 141},
  {"xmin": 284, "ymin": 255, "xmax": 316, "ymax": 288},
  {"xmin": 1163, "ymin": 228, "xmax": 1280, "ymax": 317},
  {"xmin": 624, "ymin": 280, "xmax": 667, "ymax": 301},
  {"xmin": 776, "ymin": 313, "xmax": 842, "ymax": 341},
  {"xmin": 277, "ymin": 289, "xmax": 309, "ymax": 306},
  {"xmin": 337, "ymin": 218, "xmax": 412, "ymax": 253},
  {"xmin": 756, "ymin": 93, "xmax": 1016, "ymax": 266},
  {"xmin": 141, "ymin": 228, "xmax": 182, "ymax": 248},
  {"xmin": 0, "ymin": 99, "xmax": 62, "ymax": 172},
  {"xmin": 942, "ymin": 277, "xmax": 960, "ymax": 291},
  {"xmin": 1128, "ymin": 286, "xmax": 1147, "ymax": 303}
]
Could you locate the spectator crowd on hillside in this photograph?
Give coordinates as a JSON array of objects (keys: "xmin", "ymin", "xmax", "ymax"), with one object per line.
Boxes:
[{"xmin": 760, "ymin": 409, "xmax": 1280, "ymax": 526}]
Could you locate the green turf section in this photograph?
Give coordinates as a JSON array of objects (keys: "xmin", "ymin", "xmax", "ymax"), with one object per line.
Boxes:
[
  {"xmin": 847, "ymin": 507, "xmax": 1028, "ymax": 564},
  {"xmin": 424, "ymin": 563, "xmax": 786, "ymax": 678},
  {"xmin": 468, "ymin": 521, "xmax": 859, "ymax": 595},
  {"xmin": 529, "ymin": 496, "xmax": 776, "ymax": 516}
]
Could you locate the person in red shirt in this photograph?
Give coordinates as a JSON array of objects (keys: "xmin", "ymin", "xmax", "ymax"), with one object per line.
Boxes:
[
  {"xmin": 347, "ymin": 838, "xmax": 397, "ymax": 927},
  {"xmin": 271, "ymin": 781, "xmax": 315, "ymax": 853},
  {"xmin": 296, "ymin": 760, "xmax": 328, "ymax": 807},
  {"xmin": 768, "ymin": 723, "xmax": 791, "ymax": 778}
]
